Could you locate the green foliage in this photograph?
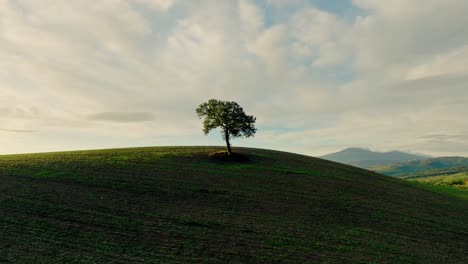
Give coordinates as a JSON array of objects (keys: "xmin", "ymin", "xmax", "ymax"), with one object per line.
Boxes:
[
  {"xmin": 196, "ymin": 99, "xmax": 256, "ymax": 154},
  {"xmin": 0, "ymin": 147, "xmax": 467, "ymax": 263},
  {"xmin": 412, "ymin": 172, "xmax": 468, "ymax": 190}
]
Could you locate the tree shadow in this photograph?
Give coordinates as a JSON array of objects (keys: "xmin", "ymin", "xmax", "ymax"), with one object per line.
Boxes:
[{"xmin": 208, "ymin": 151, "xmax": 251, "ymax": 163}]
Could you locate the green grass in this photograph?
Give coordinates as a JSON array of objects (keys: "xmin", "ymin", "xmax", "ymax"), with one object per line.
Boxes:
[
  {"xmin": 373, "ymin": 157, "xmax": 468, "ymax": 177},
  {"xmin": 0, "ymin": 146, "xmax": 467, "ymax": 263},
  {"xmin": 408, "ymin": 181, "xmax": 468, "ymax": 200},
  {"xmin": 406, "ymin": 173, "xmax": 468, "ymax": 200},
  {"xmin": 398, "ymin": 166, "xmax": 468, "ymax": 179},
  {"xmin": 413, "ymin": 172, "xmax": 468, "ymax": 188}
]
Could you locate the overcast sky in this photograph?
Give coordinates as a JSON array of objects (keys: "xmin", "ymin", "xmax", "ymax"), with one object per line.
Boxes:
[{"xmin": 1, "ymin": 0, "xmax": 468, "ymax": 156}]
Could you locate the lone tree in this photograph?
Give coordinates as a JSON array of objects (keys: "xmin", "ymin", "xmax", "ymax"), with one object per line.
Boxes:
[{"xmin": 196, "ymin": 99, "xmax": 256, "ymax": 156}]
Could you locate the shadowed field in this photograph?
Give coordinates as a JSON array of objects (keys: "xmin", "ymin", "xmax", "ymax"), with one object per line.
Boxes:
[{"xmin": 0, "ymin": 147, "xmax": 466, "ymax": 263}]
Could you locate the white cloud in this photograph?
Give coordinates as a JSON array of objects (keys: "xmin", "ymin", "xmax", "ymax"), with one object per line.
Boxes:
[
  {"xmin": 313, "ymin": 42, "xmax": 348, "ymax": 66},
  {"xmin": 248, "ymin": 24, "xmax": 288, "ymax": 73},
  {"xmin": 406, "ymin": 45, "xmax": 468, "ymax": 80},
  {"xmin": 350, "ymin": 0, "xmax": 468, "ymax": 78},
  {"xmin": 135, "ymin": 0, "xmax": 175, "ymax": 11},
  {"xmin": 238, "ymin": 0, "xmax": 264, "ymax": 38},
  {"xmin": 0, "ymin": 0, "xmax": 467, "ymax": 156},
  {"xmin": 290, "ymin": 8, "xmax": 345, "ymax": 51}
]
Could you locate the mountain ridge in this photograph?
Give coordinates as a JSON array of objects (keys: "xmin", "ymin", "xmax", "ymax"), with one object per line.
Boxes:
[{"xmin": 320, "ymin": 147, "xmax": 428, "ymax": 168}]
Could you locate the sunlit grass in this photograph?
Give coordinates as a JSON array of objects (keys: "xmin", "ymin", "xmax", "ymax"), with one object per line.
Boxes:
[{"xmin": 413, "ymin": 172, "xmax": 468, "ymax": 189}]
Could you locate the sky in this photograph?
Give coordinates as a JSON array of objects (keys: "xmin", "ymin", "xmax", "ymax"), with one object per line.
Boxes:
[{"xmin": 1, "ymin": 0, "xmax": 468, "ymax": 157}]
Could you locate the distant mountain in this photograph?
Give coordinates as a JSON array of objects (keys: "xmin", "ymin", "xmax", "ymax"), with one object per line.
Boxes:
[
  {"xmin": 320, "ymin": 148, "xmax": 428, "ymax": 168},
  {"xmin": 373, "ymin": 157, "xmax": 468, "ymax": 177}
]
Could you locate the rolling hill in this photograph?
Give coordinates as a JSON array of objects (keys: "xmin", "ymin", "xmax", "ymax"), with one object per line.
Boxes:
[
  {"xmin": 373, "ymin": 157, "xmax": 468, "ymax": 177},
  {"xmin": 398, "ymin": 166, "xmax": 468, "ymax": 180},
  {"xmin": 320, "ymin": 148, "xmax": 428, "ymax": 168},
  {"xmin": 0, "ymin": 147, "xmax": 467, "ymax": 263},
  {"xmin": 413, "ymin": 172, "xmax": 468, "ymax": 190}
]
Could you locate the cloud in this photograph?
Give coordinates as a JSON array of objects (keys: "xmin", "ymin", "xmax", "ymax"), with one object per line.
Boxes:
[
  {"xmin": 238, "ymin": 0, "xmax": 264, "ymax": 37},
  {"xmin": 88, "ymin": 112, "xmax": 155, "ymax": 123},
  {"xmin": 419, "ymin": 134, "xmax": 468, "ymax": 141},
  {"xmin": 406, "ymin": 45, "xmax": 468, "ymax": 80},
  {"xmin": 349, "ymin": 0, "xmax": 468, "ymax": 78},
  {"xmin": 0, "ymin": 0, "xmax": 467, "ymax": 156},
  {"xmin": 0, "ymin": 129, "xmax": 36, "ymax": 134},
  {"xmin": 134, "ymin": 0, "xmax": 176, "ymax": 11}
]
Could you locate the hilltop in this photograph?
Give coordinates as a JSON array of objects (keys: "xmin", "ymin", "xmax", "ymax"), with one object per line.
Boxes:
[
  {"xmin": 0, "ymin": 147, "xmax": 466, "ymax": 263},
  {"xmin": 320, "ymin": 148, "xmax": 428, "ymax": 168}
]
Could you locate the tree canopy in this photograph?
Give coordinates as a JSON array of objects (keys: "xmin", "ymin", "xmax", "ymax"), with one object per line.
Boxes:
[{"xmin": 196, "ymin": 99, "xmax": 256, "ymax": 155}]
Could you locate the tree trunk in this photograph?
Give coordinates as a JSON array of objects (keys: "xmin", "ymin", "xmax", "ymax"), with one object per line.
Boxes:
[{"xmin": 225, "ymin": 131, "xmax": 232, "ymax": 155}]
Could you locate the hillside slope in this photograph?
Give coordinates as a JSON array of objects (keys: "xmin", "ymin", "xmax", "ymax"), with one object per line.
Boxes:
[
  {"xmin": 399, "ymin": 166, "xmax": 468, "ymax": 179},
  {"xmin": 413, "ymin": 173, "xmax": 468, "ymax": 190},
  {"xmin": 320, "ymin": 148, "xmax": 427, "ymax": 168},
  {"xmin": 0, "ymin": 147, "xmax": 467, "ymax": 263},
  {"xmin": 374, "ymin": 157, "xmax": 468, "ymax": 177}
]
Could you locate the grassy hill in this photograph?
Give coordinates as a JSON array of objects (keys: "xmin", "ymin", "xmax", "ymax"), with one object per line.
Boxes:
[
  {"xmin": 0, "ymin": 147, "xmax": 467, "ymax": 263},
  {"xmin": 373, "ymin": 157, "xmax": 468, "ymax": 177},
  {"xmin": 372, "ymin": 160, "xmax": 468, "ymax": 199},
  {"xmin": 411, "ymin": 172, "xmax": 467, "ymax": 193},
  {"xmin": 400, "ymin": 166, "xmax": 468, "ymax": 180}
]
